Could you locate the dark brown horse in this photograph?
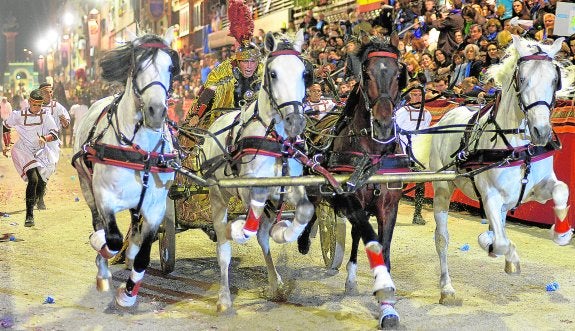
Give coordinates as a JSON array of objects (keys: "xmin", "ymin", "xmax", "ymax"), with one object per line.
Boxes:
[{"xmin": 301, "ymin": 35, "xmax": 408, "ymax": 328}]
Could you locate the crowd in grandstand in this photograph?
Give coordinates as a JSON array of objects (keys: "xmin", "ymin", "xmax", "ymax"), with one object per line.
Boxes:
[{"xmin": 172, "ymin": 0, "xmax": 574, "ymax": 121}]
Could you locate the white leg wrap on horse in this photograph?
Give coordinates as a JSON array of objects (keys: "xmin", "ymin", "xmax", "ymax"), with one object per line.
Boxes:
[
  {"xmin": 270, "ymin": 220, "xmax": 306, "ymax": 243},
  {"xmin": 373, "ymin": 265, "xmax": 395, "ymax": 294},
  {"xmin": 478, "ymin": 230, "xmax": 495, "ymax": 253},
  {"xmin": 89, "ymin": 229, "xmax": 118, "ymax": 259},
  {"xmin": 131, "ymin": 269, "xmax": 145, "ymax": 283},
  {"xmin": 282, "ymin": 221, "xmax": 307, "ymax": 243},
  {"xmin": 89, "ymin": 229, "xmax": 107, "ymax": 251}
]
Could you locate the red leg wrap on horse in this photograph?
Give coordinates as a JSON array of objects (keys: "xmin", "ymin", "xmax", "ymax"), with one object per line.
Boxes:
[
  {"xmin": 130, "ymin": 281, "xmax": 142, "ymax": 297},
  {"xmin": 244, "ymin": 207, "xmax": 261, "ymax": 233},
  {"xmin": 555, "ymin": 219, "xmax": 571, "ymax": 233},
  {"xmin": 366, "ymin": 248, "xmax": 385, "ymax": 269}
]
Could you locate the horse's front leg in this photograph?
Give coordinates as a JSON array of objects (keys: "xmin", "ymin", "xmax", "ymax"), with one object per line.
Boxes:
[
  {"xmin": 257, "ymin": 214, "xmax": 286, "ymax": 301},
  {"xmin": 433, "ymin": 182, "xmax": 460, "ymax": 305},
  {"xmin": 550, "ymin": 180, "xmax": 572, "ymax": 245},
  {"xmin": 89, "ymin": 209, "xmax": 123, "ymax": 293},
  {"xmin": 115, "ymin": 204, "xmax": 164, "ymax": 307},
  {"xmin": 210, "ymin": 189, "xmax": 234, "ymax": 313},
  {"xmin": 345, "ymin": 223, "xmax": 361, "ymax": 294},
  {"xmin": 227, "ymin": 187, "xmax": 269, "ymax": 244},
  {"xmin": 481, "ymin": 194, "xmax": 520, "ymax": 274},
  {"xmin": 270, "ymin": 186, "xmax": 314, "ymax": 244}
]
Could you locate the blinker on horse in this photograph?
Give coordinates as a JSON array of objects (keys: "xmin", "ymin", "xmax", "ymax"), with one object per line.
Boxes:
[{"xmin": 72, "ymin": 28, "xmax": 179, "ymax": 307}]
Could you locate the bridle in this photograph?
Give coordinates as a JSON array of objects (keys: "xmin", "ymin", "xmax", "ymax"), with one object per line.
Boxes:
[
  {"xmin": 129, "ymin": 42, "xmax": 178, "ymax": 128},
  {"xmin": 514, "ymin": 48, "xmax": 560, "ymax": 115},
  {"xmin": 358, "ymin": 50, "xmax": 401, "ymax": 144},
  {"xmin": 261, "ymin": 49, "xmax": 307, "ymax": 121}
]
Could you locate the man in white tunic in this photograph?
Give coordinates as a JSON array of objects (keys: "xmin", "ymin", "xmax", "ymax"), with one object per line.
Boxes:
[
  {"xmin": 396, "ymin": 86, "xmax": 432, "ymax": 225},
  {"xmin": 4, "ymin": 90, "xmax": 59, "ymax": 226},
  {"xmin": 37, "ymin": 82, "xmax": 70, "ymax": 209}
]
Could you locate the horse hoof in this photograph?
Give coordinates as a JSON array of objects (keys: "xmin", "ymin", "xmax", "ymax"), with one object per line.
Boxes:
[
  {"xmin": 439, "ymin": 293, "xmax": 462, "ymax": 306},
  {"xmin": 115, "ymin": 285, "xmax": 137, "ymax": 307},
  {"xmin": 345, "ymin": 282, "xmax": 359, "ymax": 295},
  {"xmin": 379, "ymin": 304, "xmax": 400, "ymax": 329},
  {"xmin": 297, "ymin": 236, "xmax": 311, "ymax": 255},
  {"xmin": 504, "ymin": 261, "xmax": 521, "ymax": 275},
  {"xmin": 412, "ymin": 214, "xmax": 426, "ymax": 225},
  {"xmin": 216, "ymin": 303, "xmax": 231, "ymax": 313},
  {"xmin": 96, "ymin": 276, "xmax": 110, "ymax": 292}
]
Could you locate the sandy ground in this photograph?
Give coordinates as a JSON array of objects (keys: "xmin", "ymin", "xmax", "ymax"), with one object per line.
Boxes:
[{"xmin": 0, "ymin": 147, "xmax": 574, "ymax": 330}]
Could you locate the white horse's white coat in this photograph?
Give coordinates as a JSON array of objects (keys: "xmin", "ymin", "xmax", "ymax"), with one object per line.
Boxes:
[
  {"xmin": 73, "ymin": 29, "xmax": 177, "ymax": 306},
  {"xmin": 414, "ymin": 36, "xmax": 573, "ymax": 304},
  {"xmin": 201, "ymin": 31, "xmax": 314, "ymax": 312}
]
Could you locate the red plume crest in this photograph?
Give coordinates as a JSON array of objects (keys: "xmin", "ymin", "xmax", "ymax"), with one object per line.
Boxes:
[{"xmin": 228, "ymin": 0, "xmax": 254, "ymax": 45}]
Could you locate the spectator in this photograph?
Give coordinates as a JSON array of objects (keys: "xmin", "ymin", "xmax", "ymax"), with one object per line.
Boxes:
[
  {"xmin": 484, "ymin": 18, "xmax": 502, "ymax": 42},
  {"xmin": 420, "ymin": 52, "xmax": 436, "ymax": 83},
  {"xmin": 434, "ymin": 48, "xmax": 452, "ymax": 79},
  {"xmin": 512, "ymin": 0, "xmax": 531, "ymax": 20},
  {"xmin": 432, "ymin": 1, "xmax": 464, "ymax": 58},
  {"xmin": 404, "ymin": 55, "xmax": 426, "ymax": 84},
  {"xmin": 0, "ymin": 96, "xmax": 13, "ymax": 149},
  {"xmin": 535, "ymin": 13, "xmax": 555, "ymax": 41},
  {"xmin": 462, "ymin": 44, "xmax": 484, "ymax": 80},
  {"xmin": 304, "ymin": 83, "xmax": 337, "ymax": 120},
  {"xmin": 484, "ymin": 42, "xmax": 501, "ymax": 66},
  {"xmin": 69, "ymin": 96, "xmax": 90, "ymax": 146},
  {"xmin": 449, "ymin": 51, "xmax": 466, "ymax": 88}
]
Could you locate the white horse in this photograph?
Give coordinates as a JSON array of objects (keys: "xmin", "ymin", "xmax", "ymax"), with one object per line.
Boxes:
[
  {"xmin": 72, "ymin": 28, "xmax": 180, "ymax": 307},
  {"xmin": 200, "ymin": 31, "xmax": 314, "ymax": 312},
  {"xmin": 414, "ymin": 35, "xmax": 574, "ymax": 304}
]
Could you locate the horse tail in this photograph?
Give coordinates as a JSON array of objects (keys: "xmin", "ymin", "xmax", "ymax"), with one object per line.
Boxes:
[{"xmin": 411, "ymin": 133, "xmax": 432, "ymax": 170}]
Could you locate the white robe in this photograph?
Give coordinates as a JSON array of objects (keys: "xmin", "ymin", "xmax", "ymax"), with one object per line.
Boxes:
[
  {"xmin": 42, "ymin": 100, "xmax": 69, "ymax": 164},
  {"xmin": 4, "ymin": 108, "xmax": 59, "ymax": 182},
  {"xmin": 395, "ymin": 105, "xmax": 432, "ymax": 153}
]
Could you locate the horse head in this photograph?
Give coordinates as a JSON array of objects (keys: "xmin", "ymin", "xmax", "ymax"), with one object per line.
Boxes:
[
  {"xmin": 350, "ymin": 33, "xmax": 403, "ymax": 143},
  {"xmin": 510, "ymin": 35, "xmax": 563, "ymax": 146},
  {"xmin": 100, "ymin": 27, "xmax": 180, "ymax": 130},
  {"xmin": 261, "ymin": 29, "xmax": 308, "ymax": 138}
]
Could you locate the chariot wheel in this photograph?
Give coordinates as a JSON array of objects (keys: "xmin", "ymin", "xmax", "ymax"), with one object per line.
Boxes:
[
  {"xmin": 317, "ymin": 200, "xmax": 346, "ymax": 270},
  {"xmin": 158, "ymin": 197, "xmax": 176, "ymax": 274}
]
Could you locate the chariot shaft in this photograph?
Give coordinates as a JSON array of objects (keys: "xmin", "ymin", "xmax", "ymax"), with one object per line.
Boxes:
[{"xmin": 208, "ymin": 171, "xmax": 458, "ymax": 188}]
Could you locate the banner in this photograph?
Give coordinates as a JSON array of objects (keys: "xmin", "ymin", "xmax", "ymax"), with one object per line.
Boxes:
[
  {"xmin": 554, "ymin": 2, "xmax": 575, "ymax": 36},
  {"xmin": 357, "ymin": 0, "xmax": 383, "ymax": 13}
]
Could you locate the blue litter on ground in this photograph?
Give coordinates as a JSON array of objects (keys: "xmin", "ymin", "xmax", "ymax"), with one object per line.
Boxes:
[
  {"xmin": 459, "ymin": 243, "xmax": 470, "ymax": 251},
  {"xmin": 0, "ymin": 316, "xmax": 14, "ymax": 328},
  {"xmin": 2, "ymin": 213, "xmax": 9, "ymax": 218},
  {"xmin": 546, "ymin": 282, "xmax": 559, "ymax": 292},
  {"xmin": 44, "ymin": 296, "xmax": 55, "ymax": 304},
  {"xmin": 74, "ymin": 197, "xmax": 80, "ymax": 202}
]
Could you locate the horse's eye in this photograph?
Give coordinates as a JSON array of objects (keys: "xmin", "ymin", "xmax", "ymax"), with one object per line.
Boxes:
[{"xmin": 270, "ymin": 71, "xmax": 277, "ymax": 79}]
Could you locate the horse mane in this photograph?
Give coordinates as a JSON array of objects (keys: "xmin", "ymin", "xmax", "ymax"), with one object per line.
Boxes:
[{"xmin": 99, "ymin": 34, "xmax": 169, "ymax": 85}]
